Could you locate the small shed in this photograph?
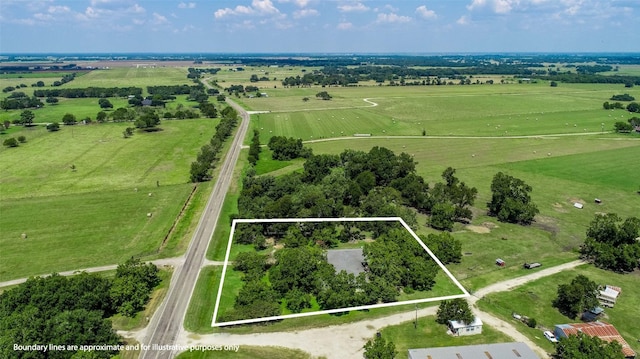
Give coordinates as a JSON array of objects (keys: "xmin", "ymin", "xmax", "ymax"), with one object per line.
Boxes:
[
  {"xmin": 496, "ymin": 258, "xmax": 506, "ymax": 267},
  {"xmin": 448, "ymin": 317, "xmax": 483, "ymax": 336},
  {"xmin": 523, "ymin": 262, "xmax": 541, "ymax": 269}
]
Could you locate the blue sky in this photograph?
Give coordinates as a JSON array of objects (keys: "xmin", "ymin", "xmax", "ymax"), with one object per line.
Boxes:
[{"xmin": 1, "ymin": 0, "xmax": 638, "ymax": 53}]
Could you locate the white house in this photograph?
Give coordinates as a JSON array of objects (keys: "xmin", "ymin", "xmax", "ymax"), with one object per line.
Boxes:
[
  {"xmin": 598, "ymin": 285, "xmax": 621, "ymax": 308},
  {"xmin": 448, "ymin": 317, "xmax": 483, "ymax": 336}
]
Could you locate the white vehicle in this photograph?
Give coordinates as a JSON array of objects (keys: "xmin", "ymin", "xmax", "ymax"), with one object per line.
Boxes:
[{"xmin": 544, "ymin": 330, "xmax": 558, "ymax": 343}]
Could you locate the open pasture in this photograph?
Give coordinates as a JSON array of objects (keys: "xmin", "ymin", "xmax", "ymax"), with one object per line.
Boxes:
[
  {"xmin": 307, "ymin": 136, "xmax": 640, "ymax": 290},
  {"xmin": 0, "ymin": 119, "xmax": 217, "ymax": 280},
  {"xmin": 68, "ymin": 66, "xmax": 191, "ymax": 91},
  {"xmin": 241, "ymin": 82, "xmax": 639, "ymax": 140}
]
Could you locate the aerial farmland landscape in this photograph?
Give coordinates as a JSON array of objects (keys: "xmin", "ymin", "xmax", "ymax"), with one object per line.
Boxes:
[{"xmin": 1, "ymin": 1, "xmax": 639, "ymax": 359}]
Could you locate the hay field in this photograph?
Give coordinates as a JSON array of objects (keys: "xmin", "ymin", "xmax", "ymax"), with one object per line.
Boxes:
[{"xmin": 0, "ymin": 119, "xmax": 218, "ymax": 281}]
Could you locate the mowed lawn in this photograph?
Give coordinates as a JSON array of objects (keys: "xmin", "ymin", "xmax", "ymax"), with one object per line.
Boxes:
[
  {"xmin": 0, "ymin": 119, "xmax": 218, "ymax": 280},
  {"xmin": 238, "ymin": 82, "xmax": 640, "ymax": 140}
]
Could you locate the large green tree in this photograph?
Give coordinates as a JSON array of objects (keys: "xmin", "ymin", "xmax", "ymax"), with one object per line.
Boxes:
[
  {"xmin": 552, "ymin": 275, "xmax": 599, "ymax": 319},
  {"xmin": 436, "ymin": 298, "xmax": 474, "ymax": 325},
  {"xmin": 580, "ymin": 213, "xmax": 640, "ymax": 272},
  {"xmin": 555, "ymin": 332, "xmax": 625, "ymax": 359},
  {"xmin": 363, "ymin": 334, "xmax": 397, "ymax": 359},
  {"xmin": 488, "ymin": 172, "xmax": 539, "ymax": 224},
  {"xmin": 20, "ymin": 109, "xmax": 35, "ymax": 125}
]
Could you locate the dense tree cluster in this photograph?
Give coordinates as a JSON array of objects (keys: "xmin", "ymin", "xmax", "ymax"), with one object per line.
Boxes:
[
  {"xmin": 487, "ymin": 172, "xmax": 539, "ymax": 225},
  {"xmin": 580, "ymin": 213, "xmax": 640, "ymax": 272},
  {"xmin": 0, "ymin": 258, "xmax": 159, "ymax": 359},
  {"xmin": 603, "ymin": 101, "xmax": 626, "ymax": 110},
  {"xmin": 240, "ymin": 146, "xmax": 476, "ymax": 232},
  {"xmin": 187, "ymin": 67, "xmax": 220, "ymax": 79},
  {"xmin": 552, "ymin": 275, "xmax": 599, "ymax": 319},
  {"xmin": 610, "ymin": 93, "xmax": 635, "ymax": 101},
  {"xmin": 147, "ymin": 84, "xmax": 202, "ymax": 96},
  {"xmin": 33, "ymin": 87, "xmax": 142, "ymax": 98},
  {"xmin": 1, "ymin": 92, "xmax": 44, "ymax": 110},
  {"xmin": 52, "ymin": 73, "xmax": 76, "ymax": 87},
  {"xmin": 555, "ymin": 332, "xmax": 625, "ymax": 359},
  {"xmin": 614, "ymin": 121, "xmax": 634, "ymax": 133},
  {"xmin": 189, "ymin": 106, "xmax": 238, "ymax": 182},
  {"xmin": 226, "ymin": 222, "xmax": 443, "ymax": 321},
  {"xmin": 267, "ymin": 136, "xmax": 312, "ymax": 160},
  {"xmin": 364, "ymin": 228, "xmax": 438, "ymax": 292}
]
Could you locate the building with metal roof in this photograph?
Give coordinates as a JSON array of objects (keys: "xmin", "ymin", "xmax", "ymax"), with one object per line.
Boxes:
[
  {"xmin": 408, "ymin": 342, "xmax": 540, "ymax": 359},
  {"xmin": 554, "ymin": 322, "xmax": 635, "ymax": 359}
]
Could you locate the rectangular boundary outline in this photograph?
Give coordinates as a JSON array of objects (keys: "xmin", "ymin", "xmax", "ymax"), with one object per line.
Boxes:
[{"xmin": 212, "ymin": 217, "xmax": 470, "ymax": 327}]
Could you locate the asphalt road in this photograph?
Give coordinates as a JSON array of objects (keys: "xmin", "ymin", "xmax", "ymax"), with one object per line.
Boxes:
[{"xmin": 139, "ymin": 98, "xmax": 250, "ymax": 359}]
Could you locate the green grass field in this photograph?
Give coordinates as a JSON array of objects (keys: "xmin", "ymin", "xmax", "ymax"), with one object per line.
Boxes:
[
  {"xmin": 0, "ymin": 119, "xmax": 218, "ymax": 280},
  {"xmin": 234, "ymin": 82, "xmax": 640, "ymax": 143},
  {"xmin": 380, "ymin": 315, "xmax": 515, "ymax": 355}
]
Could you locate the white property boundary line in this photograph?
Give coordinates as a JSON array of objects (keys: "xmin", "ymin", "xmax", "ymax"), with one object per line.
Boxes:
[{"xmin": 211, "ymin": 217, "xmax": 470, "ymax": 327}]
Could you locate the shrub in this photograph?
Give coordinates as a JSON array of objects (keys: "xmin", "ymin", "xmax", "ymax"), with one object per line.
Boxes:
[
  {"xmin": 3, "ymin": 137, "xmax": 19, "ymax": 147},
  {"xmin": 17, "ymin": 135, "xmax": 26, "ymax": 143}
]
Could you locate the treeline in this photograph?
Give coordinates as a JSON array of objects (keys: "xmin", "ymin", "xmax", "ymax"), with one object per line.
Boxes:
[
  {"xmin": 52, "ymin": 72, "xmax": 76, "ymax": 87},
  {"xmin": 534, "ymin": 73, "xmax": 640, "ymax": 86},
  {"xmin": 187, "ymin": 67, "xmax": 220, "ymax": 79},
  {"xmin": 33, "ymin": 86, "xmax": 142, "ymax": 98},
  {"xmin": 239, "ymin": 145, "xmax": 477, "ymax": 232},
  {"xmin": 147, "ymin": 84, "xmax": 202, "ymax": 96},
  {"xmin": 189, "ymin": 106, "xmax": 238, "ymax": 182},
  {"xmin": 0, "ymin": 258, "xmax": 159, "ymax": 359},
  {"xmin": 0, "ymin": 92, "xmax": 44, "ymax": 110},
  {"xmin": 281, "ymin": 64, "xmax": 549, "ymax": 87}
]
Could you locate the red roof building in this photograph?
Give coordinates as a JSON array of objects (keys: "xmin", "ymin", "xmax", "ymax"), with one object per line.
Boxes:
[{"xmin": 554, "ymin": 322, "xmax": 636, "ymax": 359}]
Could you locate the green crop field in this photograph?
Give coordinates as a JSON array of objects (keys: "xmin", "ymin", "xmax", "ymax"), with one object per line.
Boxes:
[
  {"xmin": 0, "ymin": 119, "xmax": 218, "ymax": 280},
  {"xmin": 69, "ymin": 66, "xmax": 191, "ymax": 91}
]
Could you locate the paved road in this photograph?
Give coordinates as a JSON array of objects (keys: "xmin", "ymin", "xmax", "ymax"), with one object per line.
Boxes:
[{"xmin": 139, "ymin": 98, "xmax": 250, "ymax": 359}]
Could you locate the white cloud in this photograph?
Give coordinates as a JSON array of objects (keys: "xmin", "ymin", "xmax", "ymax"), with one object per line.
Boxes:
[
  {"xmin": 457, "ymin": 15, "xmax": 469, "ymax": 24},
  {"xmin": 293, "ymin": 8, "xmax": 319, "ymax": 18},
  {"xmin": 253, "ymin": 0, "xmax": 279, "ymax": 14},
  {"xmin": 416, "ymin": 5, "xmax": 436, "ymax": 19},
  {"xmin": 214, "ymin": 0, "xmax": 281, "ymax": 18},
  {"xmin": 337, "ymin": 21, "xmax": 353, "ymax": 30},
  {"xmin": 48, "ymin": 5, "xmax": 70, "ymax": 14},
  {"xmin": 376, "ymin": 12, "xmax": 411, "ymax": 23},
  {"xmin": 178, "ymin": 2, "xmax": 196, "ymax": 9},
  {"xmin": 152, "ymin": 12, "xmax": 168, "ymax": 25},
  {"xmin": 338, "ymin": 2, "xmax": 369, "ymax": 12},
  {"xmin": 127, "ymin": 4, "xmax": 145, "ymax": 14},
  {"xmin": 278, "ymin": 0, "xmax": 310, "ymax": 7}
]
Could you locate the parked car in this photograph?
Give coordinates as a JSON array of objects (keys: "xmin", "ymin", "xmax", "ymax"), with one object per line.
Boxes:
[{"xmin": 544, "ymin": 330, "xmax": 558, "ymax": 343}]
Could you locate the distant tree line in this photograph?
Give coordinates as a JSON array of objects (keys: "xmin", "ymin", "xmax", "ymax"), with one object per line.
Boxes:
[
  {"xmin": 51, "ymin": 72, "xmax": 76, "ymax": 87},
  {"xmin": 535, "ymin": 73, "xmax": 640, "ymax": 86},
  {"xmin": 189, "ymin": 106, "xmax": 238, "ymax": 182},
  {"xmin": 33, "ymin": 86, "xmax": 142, "ymax": 98}
]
